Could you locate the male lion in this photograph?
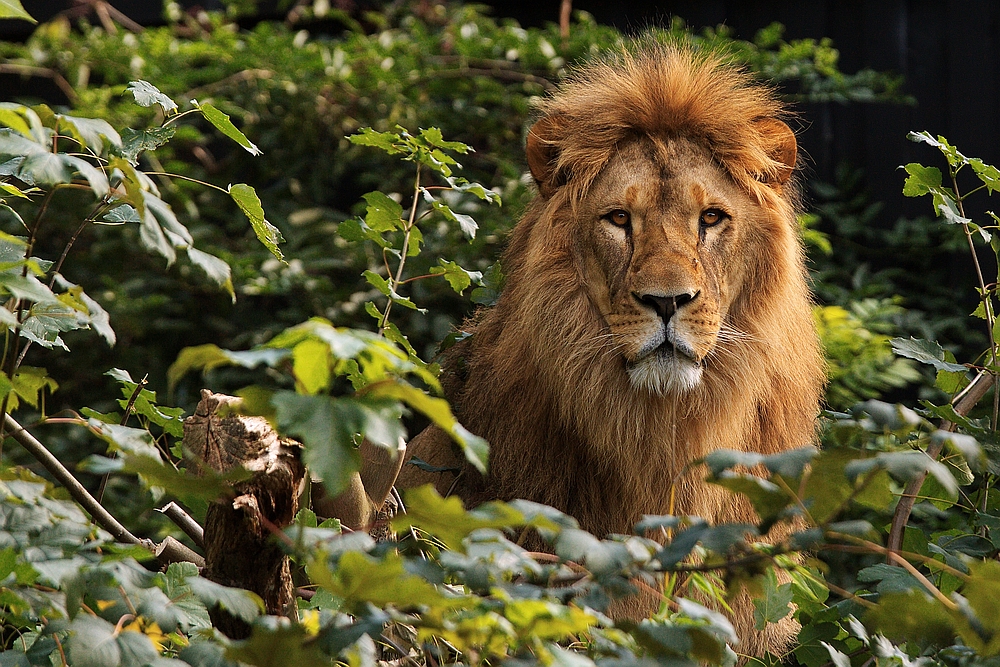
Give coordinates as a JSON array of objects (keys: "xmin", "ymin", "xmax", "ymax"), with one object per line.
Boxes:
[{"xmin": 332, "ymin": 44, "xmax": 826, "ymax": 655}]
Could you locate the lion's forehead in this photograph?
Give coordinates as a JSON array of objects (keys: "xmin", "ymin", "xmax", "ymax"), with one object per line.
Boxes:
[{"xmin": 586, "ymin": 137, "xmax": 740, "ymax": 220}]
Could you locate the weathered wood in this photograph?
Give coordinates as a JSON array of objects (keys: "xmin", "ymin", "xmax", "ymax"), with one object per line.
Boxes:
[{"xmin": 184, "ymin": 390, "xmax": 305, "ymax": 639}]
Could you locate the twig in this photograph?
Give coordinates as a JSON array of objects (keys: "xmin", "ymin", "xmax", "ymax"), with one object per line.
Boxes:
[
  {"xmin": 559, "ymin": 0, "xmax": 572, "ymax": 44},
  {"xmin": 0, "ymin": 64, "xmax": 77, "ymax": 103},
  {"xmin": 158, "ymin": 501, "xmax": 205, "ymax": 548},
  {"xmin": 183, "ymin": 69, "xmax": 273, "ymax": 101},
  {"xmin": 97, "ymin": 373, "xmax": 148, "ymax": 502},
  {"xmin": 886, "ymin": 370, "xmax": 995, "ymax": 554},
  {"xmin": 886, "ymin": 550, "xmax": 957, "ymax": 611}
]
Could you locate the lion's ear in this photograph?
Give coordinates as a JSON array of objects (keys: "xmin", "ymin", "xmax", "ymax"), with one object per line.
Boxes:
[
  {"xmin": 526, "ymin": 115, "xmax": 567, "ymax": 197},
  {"xmin": 756, "ymin": 118, "xmax": 797, "ymax": 185}
]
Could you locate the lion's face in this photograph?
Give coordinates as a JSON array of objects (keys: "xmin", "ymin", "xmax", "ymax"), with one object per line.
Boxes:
[{"xmin": 573, "ymin": 137, "xmax": 765, "ymax": 394}]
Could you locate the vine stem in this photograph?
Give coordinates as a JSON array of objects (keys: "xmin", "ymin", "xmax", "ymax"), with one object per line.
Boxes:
[
  {"xmin": 951, "ymin": 169, "xmax": 999, "ymax": 440},
  {"xmin": 886, "ymin": 170, "xmax": 1000, "ymax": 555},
  {"xmin": 886, "ymin": 369, "xmax": 994, "ymax": 554},
  {"xmin": 379, "ymin": 163, "xmax": 422, "ymax": 334}
]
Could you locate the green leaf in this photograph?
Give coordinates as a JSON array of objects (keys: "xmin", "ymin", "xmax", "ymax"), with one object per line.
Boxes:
[
  {"xmin": 126, "ymin": 81, "xmax": 178, "ymax": 113},
  {"xmin": 423, "ymin": 191, "xmax": 479, "ymax": 239},
  {"xmin": 56, "ymin": 114, "xmax": 121, "ymax": 154},
  {"xmin": 186, "ymin": 247, "xmax": 234, "ymax": 302},
  {"xmin": 366, "ymin": 380, "xmax": 488, "ymax": 473},
  {"xmin": 102, "ymin": 204, "xmax": 140, "ymax": 224},
  {"xmin": 10, "ymin": 366, "xmax": 57, "ymax": 409},
  {"xmin": 229, "ymin": 183, "xmax": 284, "ymax": 262},
  {"xmin": 52, "ymin": 275, "xmax": 116, "ymax": 346},
  {"xmin": 88, "ymin": 420, "xmax": 159, "ymax": 457},
  {"xmin": 0, "ymin": 182, "xmax": 31, "ymax": 199},
  {"xmin": 938, "ymin": 199, "xmax": 971, "ymax": 225},
  {"xmin": 292, "ymin": 338, "xmax": 331, "ymax": 395},
  {"xmin": 971, "ymin": 158, "xmax": 1000, "ymax": 193},
  {"xmin": 908, "ymin": 131, "xmax": 967, "ymax": 166},
  {"xmin": 195, "ymin": 102, "xmax": 261, "ymax": 155},
  {"xmin": 0, "ymin": 0, "xmax": 35, "ymax": 22},
  {"xmin": 709, "ymin": 471, "xmax": 791, "ymax": 523},
  {"xmin": 168, "ymin": 344, "xmax": 291, "ymax": 390},
  {"xmin": 361, "ymin": 191, "xmax": 404, "ymax": 232},
  {"xmin": 363, "ymin": 270, "xmax": 424, "ymax": 312},
  {"xmin": 430, "ymin": 259, "xmax": 483, "ymax": 294},
  {"xmin": 0, "ymin": 273, "xmax": 60, "ymax": 305},
  {"xmin": 864, "ymin": 590, "xmax": 957, "ymax": 646},
  {"xmin": 471, "ymin": 261, "xmax": 504, "ymax": 306},
  {"xmin": 420, "ymin": 127, "xmax": 471, "ymax": 153},
  {"xmin": 0, "ymin": 127, "xmax": 45, "ymax": 159},
  {"xmin": 346, "ymin": 127, "xmax": 404, "ymax": 154},
  {"xmin": 15, "ymin": 152, "xmax": 72, "ymax": 187},
  {"xmin": 119, "ymin": 126, "xmax": 176, "ymax": 165},
  {"xmin": 272, "ymin": 392, "xmax": 405, "ymax": 495},
  {"xmin": 447, "ymin": 176, "xmax": 501, "ymax": 204},
  {"xmin": 392, "ymin": 484, "xmax": 526, "ymax": 551},
  {"xmin": 308, "ymin": 550, "xmax": 459, "ymax": 612},
  {"xmin": 67, "ymin": 616, "xmax": 121, "ymax": 667},
  {"xmin": 753, "ymin": 570, "xmax": 794, "ymax": 629},
  {"xmin": 337, "ymin": 217, "xmax": 389, "ymax": 249},
  {"xmin": 901, "ymin": 163, "xmax": 942, "ymax": 197},
  {"xmin": 225, "ymin": 622, "xmax": 329, "ymax": 667},
  {"xmin": 178, "ymin": 640, "xmax": 238, "ymax": 667},
  {"xmin": 186, "ymin": 576, "xmax": 264, "ymax": 623},
  {"xmin": 891, "ymin": 337, "xmax": 967, "ymax": 372},
  {"xmin": 0, "ymin": 107, "xmax": 31, "ymax": 138},
  {"xmin": 846, "ymin": 450, "xmax": 959, "ymax": 500},
  {"xmin": 63, "ymin": 155, "xmax": 109, "ymax": 198},
  {"xmin": 168, "ymin": 344, "xmax": 234, "ymax": 390}
]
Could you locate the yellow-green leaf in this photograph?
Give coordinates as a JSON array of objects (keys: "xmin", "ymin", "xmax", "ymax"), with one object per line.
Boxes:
[{"xmin": 195, "ymin": 102, "xmax": 261, "ymax": 155}]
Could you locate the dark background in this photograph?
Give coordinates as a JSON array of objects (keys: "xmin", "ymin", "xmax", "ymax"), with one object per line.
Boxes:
[{"xmin": 5, "ymin": 0, "xmax": 997, "ymax": 250}]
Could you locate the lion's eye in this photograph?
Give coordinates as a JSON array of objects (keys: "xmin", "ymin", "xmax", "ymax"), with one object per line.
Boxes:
[
  {"xmin": 604, "ymin": 209, "xmax": 631, "ymax": 227},
  {"xmin": 699, "ymin": 209, "xmax": 727, "ymax": 227}
]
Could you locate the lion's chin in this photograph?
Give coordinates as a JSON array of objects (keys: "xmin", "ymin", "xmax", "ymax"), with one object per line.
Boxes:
[{"xmin": 626, "ymin": 346, "xmax": 703, "ymax": 395}]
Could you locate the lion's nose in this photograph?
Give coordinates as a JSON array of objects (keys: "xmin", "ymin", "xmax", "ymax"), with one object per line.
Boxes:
[{"xmin": 634, "ymin": 290, "xmax": 699, "ymax": 322}]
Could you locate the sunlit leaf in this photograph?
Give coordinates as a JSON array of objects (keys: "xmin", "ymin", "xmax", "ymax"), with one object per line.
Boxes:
[
  {"xmin": 186, "ymin": 247, "xmax": 234, "ymax": 302},
  {"xmin": 891, "ymin": 337, "xmax": 966, "ymax": 372},
  {"xmin": 126, "ymin": 80, "xmax": 178, "ymax": 113},
  {"xmin": 361, "ymin": 191, "xmax": 404, "ymax": 232},
  {"xmin": 0, "ymin": 0, "xmax": 35, "ymax": 23},
  {"xmin": 229, "ymin": 183, "xmax": 284, "ymax": 261},
  {"xmin": 365, "ymin": 380, "xmax": 487, "ymax": 473},
  {"xmin": 195, "ymin": 101, "xmax": 261, "ymax": 155}
]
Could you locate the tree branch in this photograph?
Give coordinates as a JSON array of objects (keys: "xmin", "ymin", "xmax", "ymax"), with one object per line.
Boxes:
[
  {"xmin": 4, "ymin": 414, "xmax": 147, "ymax": 547},
  {"xmin": 4, "ymin": 414, "xmax": 205, "ymax": 568}
]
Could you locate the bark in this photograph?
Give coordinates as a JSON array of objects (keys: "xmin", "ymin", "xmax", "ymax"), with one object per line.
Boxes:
[{"xmin": 184, "ymin": 390, "xmax": 305, "ymax": 639}]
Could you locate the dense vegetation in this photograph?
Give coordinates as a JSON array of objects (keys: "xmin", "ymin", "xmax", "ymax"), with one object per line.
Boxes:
[{"xmin": 0, "ymin": 2, "xmax": 997, "ymax": 666}]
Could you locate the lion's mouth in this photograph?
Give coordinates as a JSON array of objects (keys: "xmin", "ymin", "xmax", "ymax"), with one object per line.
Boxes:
[{"xmin": 634, "ymin": 339, "xmax": 701, "ymax": 368}]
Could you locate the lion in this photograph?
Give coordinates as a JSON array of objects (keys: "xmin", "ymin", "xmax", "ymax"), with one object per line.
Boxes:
[{"xmin": 326, "ymin": 44, "xmax": 826, "ymax": 656}]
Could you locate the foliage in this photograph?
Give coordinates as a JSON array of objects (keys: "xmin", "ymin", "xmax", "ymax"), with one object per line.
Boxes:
[
  {"xmin": 0, "ymin": 3, "xmax": 985, "ymax": 667},
  {"xmin": 815, "ymin": 299, "xmax": 922, "ymax": 410},
  {"xmin": 0, "ymin": 2, "xmax": 909, "ymax": 417},
  {"xmin": 809, "ymin": 164, "xmax": 979, "ymax": 360}
]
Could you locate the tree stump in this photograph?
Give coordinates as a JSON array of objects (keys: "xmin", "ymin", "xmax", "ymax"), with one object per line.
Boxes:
[{"xmin": 183, "ymin": 390, "xmax": 305, "ymax": 639}]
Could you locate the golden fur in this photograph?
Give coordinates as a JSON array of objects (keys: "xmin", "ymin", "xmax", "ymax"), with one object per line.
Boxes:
[{"xmin": 398, "ymin": 44, "xmax": 826, "ymax": 655}]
